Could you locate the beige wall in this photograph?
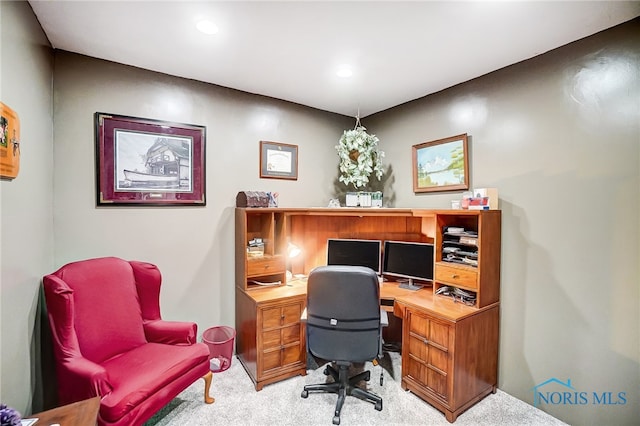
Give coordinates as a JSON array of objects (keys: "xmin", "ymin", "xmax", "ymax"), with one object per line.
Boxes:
[
  {"xmin": 367, "ymin": 19, "xmax": 640, "ymax": 425},
  {"xmin": 52, "ymin": 50, "xmax": 351, "ymax": 344},
  {"xmin": 0, "ymin": 0, "xmax": 54, "ymax": 415}
]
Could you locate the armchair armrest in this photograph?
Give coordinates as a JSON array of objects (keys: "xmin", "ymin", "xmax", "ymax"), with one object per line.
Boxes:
[
  {"xmin": 143, "ymin": 320, "xmax": 197, "ymax": 345},
  {"xmin": 59, "ymin": 356, "xmax": 112, "ymax": 404}
]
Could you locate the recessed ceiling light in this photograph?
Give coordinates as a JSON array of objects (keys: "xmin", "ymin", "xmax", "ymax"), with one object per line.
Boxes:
[
  {"xmin": 196, "ymin": 20, "xmax": 219, "ymax": 35},
  {"xmin": 336, "ymin": 66, "xmax": 353, "ymax": 78}
]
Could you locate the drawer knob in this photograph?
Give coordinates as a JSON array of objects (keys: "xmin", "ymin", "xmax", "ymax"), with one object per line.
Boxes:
[{"xmin": 451, "ymin": 274, "xmax": 459, "ymax": 279}]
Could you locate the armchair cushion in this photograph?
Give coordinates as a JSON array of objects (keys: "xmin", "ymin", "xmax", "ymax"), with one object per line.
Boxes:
[{"xmin": 99, "ymin": 342, "xmax": 209, "ymax": 423}]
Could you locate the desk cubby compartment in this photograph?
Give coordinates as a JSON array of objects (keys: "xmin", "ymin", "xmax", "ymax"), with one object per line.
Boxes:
[
  {"xmin": 433, "ymin": 283, "xmax": 477, "ymax": 305},
  {"xmin": 435, "ymin": 211, "xmax": 501, "ymax": 308},
  {"xmin": 236, "ymin": 209, "xmax": 287, "ymax": 291},
  {"xmin": 243, "ymin": 211, "xmax": 286, "ymax": 257},
  {"xmin": 245, "ymin": 275, "xmax": 286, "ymax": 290},
  {"xmin": 442, "ymin": 228, "xmax": 478, "ymax": 267}
]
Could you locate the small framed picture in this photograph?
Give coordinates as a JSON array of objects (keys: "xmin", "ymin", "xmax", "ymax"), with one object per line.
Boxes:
[
  {"xmin": 412, "ymin": 133, "xmax": 469, "ymax": 193},
  {"xmin": 95, "ymin": 112, "xmax": 206, "ymax": 206},
  {"xmin": 259, "ymin": 141, "xmax": 298, "ymax": 180}
]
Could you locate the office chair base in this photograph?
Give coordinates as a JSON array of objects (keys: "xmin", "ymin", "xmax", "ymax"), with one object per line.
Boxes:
[{"xmin": 301, "ymin": 363, "xmax": 382, "ymax": 425}]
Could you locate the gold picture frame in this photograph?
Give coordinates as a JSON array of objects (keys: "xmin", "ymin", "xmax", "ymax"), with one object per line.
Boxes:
[{"xmin": 412, "ymin": 133, "xmax": 469, "ymax": 193}]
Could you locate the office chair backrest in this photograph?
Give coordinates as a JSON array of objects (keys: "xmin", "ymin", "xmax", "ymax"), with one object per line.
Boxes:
[{"xmin": 306, "ymin": 265, "xmax": 381, "ymax": 363}]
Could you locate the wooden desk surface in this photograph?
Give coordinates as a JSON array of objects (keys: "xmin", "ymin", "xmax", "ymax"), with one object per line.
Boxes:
[
  {"xmin": 381, "ymin": 282, "xmax": 494, "ymax": 322},
  {"xmin": 26, "ymin": 396, "xmax": 100, "ymax": 426},
  {"xmin": 243, "ymin": 278, "xmax": 493, "ymax": 322},
  {"xmin": 244, "ymin": 278, "xmax": 307, "ymax": 303}
]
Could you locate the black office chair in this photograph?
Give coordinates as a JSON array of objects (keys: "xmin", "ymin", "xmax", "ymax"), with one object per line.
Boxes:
[{"xmin": 301, "ymin": 265, "xmax": 384, "ymax": 425}]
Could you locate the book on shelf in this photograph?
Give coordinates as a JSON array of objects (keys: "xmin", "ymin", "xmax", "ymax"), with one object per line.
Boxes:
[{"xmin": 459, "ymin": 236, "xmax": 478, "ymax": 246}]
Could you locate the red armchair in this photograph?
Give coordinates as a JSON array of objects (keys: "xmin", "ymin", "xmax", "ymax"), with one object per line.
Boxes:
[{"xmin": 43, "ymin": 257, "xmax": 214, "ymax": 426}]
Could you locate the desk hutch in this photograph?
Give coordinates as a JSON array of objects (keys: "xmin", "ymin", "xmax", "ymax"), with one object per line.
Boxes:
[{"xmin": 235, "ymin": 207, "xmax": 501, "ymax": 422}]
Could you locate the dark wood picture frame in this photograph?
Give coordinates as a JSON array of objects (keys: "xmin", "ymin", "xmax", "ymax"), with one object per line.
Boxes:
[
  {"xmin": 95, "ymin": 112, "xmax": 206, "ymax": 206},
  {"xmin": 259, "ymin": 141, "xmax": 298, "ymax": 180},
  {"xmin": 412, "ymin": 133, "xmax": 469, "ymax": 193}
]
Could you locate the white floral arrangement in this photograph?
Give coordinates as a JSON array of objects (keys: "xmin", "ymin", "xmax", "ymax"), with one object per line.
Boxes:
[{"xmin": 336, "ymin": 126, "xmax": 385, "ymax": 188}]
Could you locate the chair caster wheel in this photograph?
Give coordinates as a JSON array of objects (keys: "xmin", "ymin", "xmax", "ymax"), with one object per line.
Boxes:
[
  {"xmin": 375, "ymin": 401, "xmax": 383, "ymax": 411},
  {"xmin": 301, "ymin": 390, "xmax": 308, "ymax": 398},
  {"xmin": 332, "ymin": 415, "xmax": 340, "ymax": 425}
]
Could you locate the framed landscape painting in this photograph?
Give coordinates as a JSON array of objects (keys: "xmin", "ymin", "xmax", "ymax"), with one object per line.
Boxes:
[
  {"xmin": 412, "ymin": 133, "xmax": 469, "ymax": 193},
  {"xmin": 95, "ymin": 112, "xmax": 206, "ymax": 206}
]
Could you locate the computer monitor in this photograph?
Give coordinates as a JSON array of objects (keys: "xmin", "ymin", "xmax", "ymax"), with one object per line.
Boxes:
[
  {"xmin": 326, "ymin": 238, "xmax": 381, "ymax": 275},
  {"xmin": 382, "ymin": 240, "xmax": 434, "ymax": 289}
]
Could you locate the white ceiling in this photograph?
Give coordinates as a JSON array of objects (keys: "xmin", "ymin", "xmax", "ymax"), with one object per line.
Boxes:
[{"xmin": 28, "ymin": 1, "xmax": 640, "ymax": 118}]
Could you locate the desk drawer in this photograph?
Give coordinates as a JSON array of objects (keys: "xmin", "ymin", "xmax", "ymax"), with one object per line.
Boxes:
[
  {"xmin": 261, "ymin": 304, "xmax": 302, "ymax": 330},
  {"xmin": 262, "ymin": 324, "xmax": 301, "ymax": 350},
  {"xmin": 247, "ymin": 256, "xmax": 285, "ymax": 277},
  {"xmin": 435, "ymin": 264, "xmax": 477, "ymax": 289}
]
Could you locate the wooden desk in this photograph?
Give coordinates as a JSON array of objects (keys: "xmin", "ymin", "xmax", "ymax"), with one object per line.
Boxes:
[
  {"xmin": 26, "ymin": 396, "xmax": 100, "ymax": 426},
  {"xmin": 235, "ymin": 207, "xmax": 501, "ymax": 422}
]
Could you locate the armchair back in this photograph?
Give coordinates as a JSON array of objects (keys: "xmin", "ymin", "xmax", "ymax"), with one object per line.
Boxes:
[{"xmin": 44, "ymin": 257, "xmax": 147, "ymax": 364}]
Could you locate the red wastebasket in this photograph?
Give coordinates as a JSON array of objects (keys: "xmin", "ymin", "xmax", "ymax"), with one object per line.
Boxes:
[{"xmin": 203, "ymin": 326, "xmax": 236, "ymax": 372}]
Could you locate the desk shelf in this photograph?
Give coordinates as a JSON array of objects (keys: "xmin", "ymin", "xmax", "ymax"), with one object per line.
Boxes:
[
  {"xmin": 434, "ymin": 211, "xmax": 501, "ymax": 308},
  {"xmin": 236, "ymin": 210, "xmax": 287, "ymax": 291}
]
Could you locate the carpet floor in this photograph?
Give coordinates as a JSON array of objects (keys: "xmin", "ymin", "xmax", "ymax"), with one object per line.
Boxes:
[{"xmin": 145, "ymin": 351, "xmax": 567, "ymax": 426}]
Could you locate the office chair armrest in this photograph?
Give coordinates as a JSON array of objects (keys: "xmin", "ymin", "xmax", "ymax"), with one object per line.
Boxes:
[{"xmin": 380, "ymin": 309, "xmax": 389, "ymax": 327}]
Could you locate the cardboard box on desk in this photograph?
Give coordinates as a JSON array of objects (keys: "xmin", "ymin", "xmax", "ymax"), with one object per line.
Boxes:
[
  {"xmin": 467, "ymin": 197, "xmax": 489, "ymax": 210},
  {"xmin": 472, "ymin": 188, "xmax": 499, "ymax": 210}
]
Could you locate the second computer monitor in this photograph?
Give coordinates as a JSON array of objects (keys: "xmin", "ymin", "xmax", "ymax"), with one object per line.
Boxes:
[{"xmin": 382, "ymin": 240, "xmax": 434, "ymax": 287}]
